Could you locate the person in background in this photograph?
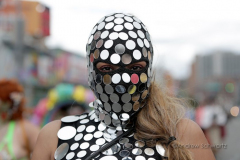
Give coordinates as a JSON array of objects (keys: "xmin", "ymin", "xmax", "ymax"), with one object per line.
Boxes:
[{"xmin": 0, "ymin": 79, "xmax": 40, "ymax": 160}]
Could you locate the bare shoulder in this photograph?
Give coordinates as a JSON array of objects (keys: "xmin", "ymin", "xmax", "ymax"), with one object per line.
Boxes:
[
  {"xmin": 31, "ymin": 120, "xmax": 61, "ymax": 160},
  {"xmin": 176, "ymin": 118, "xmax": 216, "ymax": 160}
]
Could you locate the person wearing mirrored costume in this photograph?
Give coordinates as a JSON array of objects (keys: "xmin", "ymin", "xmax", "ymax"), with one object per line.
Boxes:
[{"xmin": 31, "ymin": 13, "xmax": 215, "ymax": 160}]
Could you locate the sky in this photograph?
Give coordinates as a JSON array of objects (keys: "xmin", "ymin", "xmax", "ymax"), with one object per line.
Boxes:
[{"xmin": 36, "ymin": 0, "xmax": 240, "ymax": 79}]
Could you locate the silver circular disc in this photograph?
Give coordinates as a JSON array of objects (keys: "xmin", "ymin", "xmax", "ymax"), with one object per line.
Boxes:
[
  {"xmin": 105, "ymin": 16, "xmax": 114, "ymax": 22},
  {"xmin": 135, "ymin": 156, "xmax": 146, "ymax": 160},
  {"xmin": 70, "ymin": 143, "xmax": 79, "ymax": 151},
  {"xmin": 133, "ymin": 50, "xmax": 142, "ymax": 60},
  {"xmin": 105, "ymin": 85, "xmax": 114, "ymax": 94},
  {"xmin": 118, "ymin": 32, "xmax": 128, "ymax": 40},
  {"xmin": 115, "ymin": 44, "xmax": 125, "ymax": 54},
  {"xmin": 96, "ymin": 138, "xmax": 106, "ymax": 145},
  {"xmin": 112, "ymin": 103, "xmax": 121, "ymax": 113},
  {"xmin": 128, "ymin": 31, "xmax": 137, "ymax": 38},
  {"xmin": 133, "ymin": 17, "xmax": 141, "ymax": 23},
  {"xmin": 133, "ymin": 22, "xmax": 141, "ymax": 29},
  {"xmin": 114, "ymin": 25, "xmax": 124, "ymax": 31},
  {"xmin": 91, "ymin": 26, "xmax": 97, "ymax": 34},
  {"xmin": 100, "ymin": 50, "xmax": 109, "ymax": 60},
  {"xmin": 100, "ymin": 93, "xmax": 109, "ymax": 102},
  {"xmin": 96, "ymin": 39, "xmax": 104, "ymax": 48},
  {"xmin": 110, "ymin": 93, "xmax": 119, "ymax": 103},
  {"xmin": 122, "ymin": 54, "xmax": 132, "ymax": 65},
  {"xmin": 80, "ymin": 142, "xmax": 90, "ymax": 150},
  {"xmin": 96, "ymin": 84, "xmax": 103, "ymax": 94},
  {"xmin": 84, "ymin": 134, "xmax": 94, "ymax": 141},
  {"xmin": 94, "ymin": 31, "xmax": 101, "ymax": 40},
  {"xmin": 132, "ymin": 148, "xmax": 142, "ymax": 155},
  {"xmin": 135, "ymin": 141, "xmax": 145, "ymax": 147},
  {"xmin": 114, "ymin": 18, "xmax": 124, "ymax": 24},
  {"xmin": 104, "ymin": 40, "xmax": 114, "ymax": 49},
  {"xmin": 54, "ymin": 143, "xmax": 69, "ymax": 160},
  {"xmin": 61, "ymin": 116, "xmax": 80, "ymax": 123},
  {"xmin": 98, "ymin": 17, "xmax": 105, "ymax": 23},
  {"xmin": 98, "ymin": 22, "xmax": 105, "ymax": 30},
  {"xmin": 58, "ymin": 126, "xmax": 76, "ymax": 140},
  {"xmin": 86, "ymin": 125, "xmax": 96, "ymax": 133},
  {"xmin": 124, "ymin": 16, "xmax": 133, "ymax": 22},
  {"xmin": 137, "ymin": 38, "xmax": 144, "ymax": 47},
  {"xmin": 112, "ymin": 74, "xmax": 121, "ymax": 84},
  {"xmin": 101, "ymin": 31, "xmax": 109, "ymax": 39},
  {"xmin": 126, "ymin": 40, "xmax": 136, "ymax": 50},
  {"xmin": 74, "ymin": 133, "xmax": 83, "ymax": 141},
  {"xmin": 123, "ymin": 103, "xmax": 132, "ymax": 112},
  {"xmin": 94, "ymin": 131, "xmax": 103, "ymax": 138},
  {"xmin": 115, "ymin": 13, "xmax": 125, "ymax": 17},
  {"xmin": 104, "ymin": 102, "xmax": 111, "ymax": 112},
  {"xmin": 88, "ymin": 35, "xmax": 93, "ymax": 44},
  {"xmin": 77, "ymin": 150, "xmax": 87, "ymax": 158},
  {"xmin": 104, "ymin": 114, "xmax": 111, "ymax": 125},
  {"xmin": 115, "ymin": 85, "xmax": 126, "ymax": 93},
  {"xmin": 110, "ymin": 54, "xmax": 121, "ymax": 64},
  {"xmin": 124, "ymin": 23, "xmax": 134, "ymax": 30},
  {"xmin": 144, "ymin": 148, "xmax": 155, "ymax": 156},
  {"xmin": 98, "ymin": 122, "xmax": 107, "ymax": 131},
  {"xmin": 121, "ymin": 93, "xmax": 131, "ymax": 103},
  {"xmin": 122, "ymin": 73, "xmax": 130, "ymax": 83},
  {"xmin": 80, "ymin": 119, "xmax": 89, "ymax": 124},
  {"xmin": 77, "ymin": 125, "xmax": 86, "ymax": 132},
  {"xmin": 109, "ymin": 32, "xmax": 119, "ymax": 40},
  {"xmin": 144, "ymin": 39, "xmax": 150, "ymax": 48},
  {"xmin": 66, "ymin": 152, "xmax": 75, "ymax": 160},
  {"xmin": 137, "ymin": 30, "xmax": 145, "ymax": 38},
  {"xmin": 119, "ymin": 113, "xmax": 130, "ymax": 121},
  {"xmin": 90, "ymin": 145, "xmax": 100, "ymax": 152}
]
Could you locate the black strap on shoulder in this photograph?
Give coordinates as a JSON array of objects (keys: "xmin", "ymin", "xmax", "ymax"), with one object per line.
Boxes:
[{"xmin": 85, "ymin": 127, "xmax": 134, "ymax": 160}]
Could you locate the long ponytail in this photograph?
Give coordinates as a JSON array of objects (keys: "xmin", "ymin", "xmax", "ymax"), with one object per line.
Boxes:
[{"xmin": 134, "ymin": 81, "xmax": 193, "ymax": 160}]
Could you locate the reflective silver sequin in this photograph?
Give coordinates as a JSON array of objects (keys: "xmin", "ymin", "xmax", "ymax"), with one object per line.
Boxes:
[
  {"xmin": 90, "ymin": 144, "xmax": 100, "ymax": 152},
  {"xmin": 96, "ymin": 138, "xmax": 106, "ymax": 145},
  {"xmin": 110, "ymin": 93, "xmax": 120, "ymax": 103},
  {"xmin": 94, "ymin": 31, "xmax": 101, "ymax": 40},
  {"xmin": 80, "ymin": 142, "xmax": 90, "ymax": 149},
  {"xmin": 132, "ymin": 148, "xmax": 142, "ymax": 155},
  {"xmin": 144, "ymin": 39, "xmax": 150, "ymax": 48},
  {"xmin": 156, "ymin": 144, "xmax": 166, "ymax": 157},
  {"xmin": 102, "ymin": 143, "xmax": 121, "ymax": 155},
  {"xmin": 137, "ymin": 30, "xmax": 145, "ymax": 38},
  {"xmin": 84, "ymin": 134, "xmax": 94, "ymax": 141},
  {"xmin": 100, "ymin": 50, "xmax": 109, "ymax": 60},
  {"xmin": 74, "ymin": 133, "xmax": 83, "ymax": 141},
  {"xmin": 109, "ymin": 32, "xmax": 119, "ymax": 40},
  {"xmin": 133, "ymin": 22, "xmax": 141, "ymax": 29},
  {"xmin": 121, "ymin": 93, "xmax": 131, "ymax": 103},
  {"xmin": 101, "ymin": 31, "xmax": 109, "ymax": 39},
  {"xmin": 119, "ymin": 150, "xmax": 130, "ymax": 157},
  {"xmin": 58, "ymin": 126, "xmax": 76, "ymax": 140},
  {"xmin": 70, "ymin": 143, "xmax": 79, "ymax": 151},
  {"xmin": 77, "ymin": 150, "xmax": 87, "ymax": 158},
  {"xmin": 104, "ymin": 102, "xmax": 111, "ymax": 112},
  {"xmin": 105, "ymin": 16, "xmax": 114, "ymax": 22},
  {"xmin": 54, "ymin": 143, "xmax": 69, "ymax": 160},
  {"xmin": 124, "ymin": 23, "xmax": 134, "ymax": 30},
  {"xmin": 96, "ymin": 39, "xmax": 104, "ymax": 48},
  {"xmin": 77, "ymin": 125, "xmax": 86, "ymax": 132},
  {"xmin": 135, "ymin": 140, "xmax": 145, "ymax": 147},
  {"xmin": 112, "ymin": 103, "xmax": 121, "ymax": 113},
  {"xmin": 100, "ymin": 93, "xmax": 109, "ymax": 102},
  {"xmin": 94, "ymin": 131, "xmax": 103, "ymax": 138},
  {"xmin": 123, "ymin": 103, "xmax": 132, "ymax": 112},
  {"xmin": 115, "ymin": 44, "xmax": 125, "ymax": 54},
  {"xmin": 135, "ymin": 156, "xmax": 146, "ymax": 160},
  {"xmin": 115, "ymin": 85, "xmax": 126, "ymax": 93},
  {"xmin": 128, "ymin": 31, "xmax": 137, "ymax": 38},
  {"xmin": 119, "ymin": 138, "xmax": 129, "ymax": 144},
  {"xmin": 86, "ymin": 125, "xmax": 96, "ymax": 133},
  {"xmin": 122, "ymin": 54, "xmax": 132, "ymax": 65},
  {"xmin": 114, "ymin": 18, "xmax": 124, "ymax": 24},
  {"xmin": 124, "ymin": 16, "xmax": 133, "ymax": 22},
  {"xmin": 80, "ymin": 119, "xmax": 89, "ymax": 124},
  {"xmin": 110, "ymin": 54, "xmax": 121, "ymax": 64},
  {"xmin": 96, "ymin": 84, "xmax": 103, "ymax": 94},
  {"xmin": 112, "ymin": 74, "xmax": 121, "ymax": 84},
  {"xmin": 61, "ymin": 116, "xmax": 80, "ymax": 123},
  {"xmin": 133, "ymin": 50, "xmax": 142, "ymax": 60},
  {"xmin": 144, "ymin": 148, "xmax": 155, "ymax": 156},
  {"xmin": 137, "ymin": 38, "xmax": 144, "ymax": 47},
  {"xmin": 126, "ymin": 40, "xmax": 136, "ymax": 50},
  {"xmin": 98, "ymin": 22, "xmax": 105, "ymax": 30},
  {"xmin": 66, "ymin": 152, "xmax": 75, "ymax": 160},
  {"xmin": 114, "ymin": 25, "xmax": 124, "ymax": 31},
  {"xmin": 119, "ymin": 32, "xmax": 128, "ymax": 40},
  {"xmin": 104, "ymin": 40, "xmax": 114, "ymax": 49},
  {"xmin": 105, "ymin": 85, "xmax": 114, "ymax": 94}
]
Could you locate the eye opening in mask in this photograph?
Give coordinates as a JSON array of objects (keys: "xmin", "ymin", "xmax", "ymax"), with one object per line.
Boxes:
[{"xmin": 96, "ymin": 61, "xmax": 148, "ymax": 73}]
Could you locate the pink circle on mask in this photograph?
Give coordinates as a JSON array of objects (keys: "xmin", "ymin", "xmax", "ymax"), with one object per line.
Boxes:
[{"xmin": 131, "ymin": 74, "xmax": 139, "ymax": 84}]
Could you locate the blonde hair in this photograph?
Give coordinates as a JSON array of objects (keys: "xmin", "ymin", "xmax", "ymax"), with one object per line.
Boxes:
[{"xmin": 135, "ymin": 81, "xmax": 193, "ymax": 160}]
